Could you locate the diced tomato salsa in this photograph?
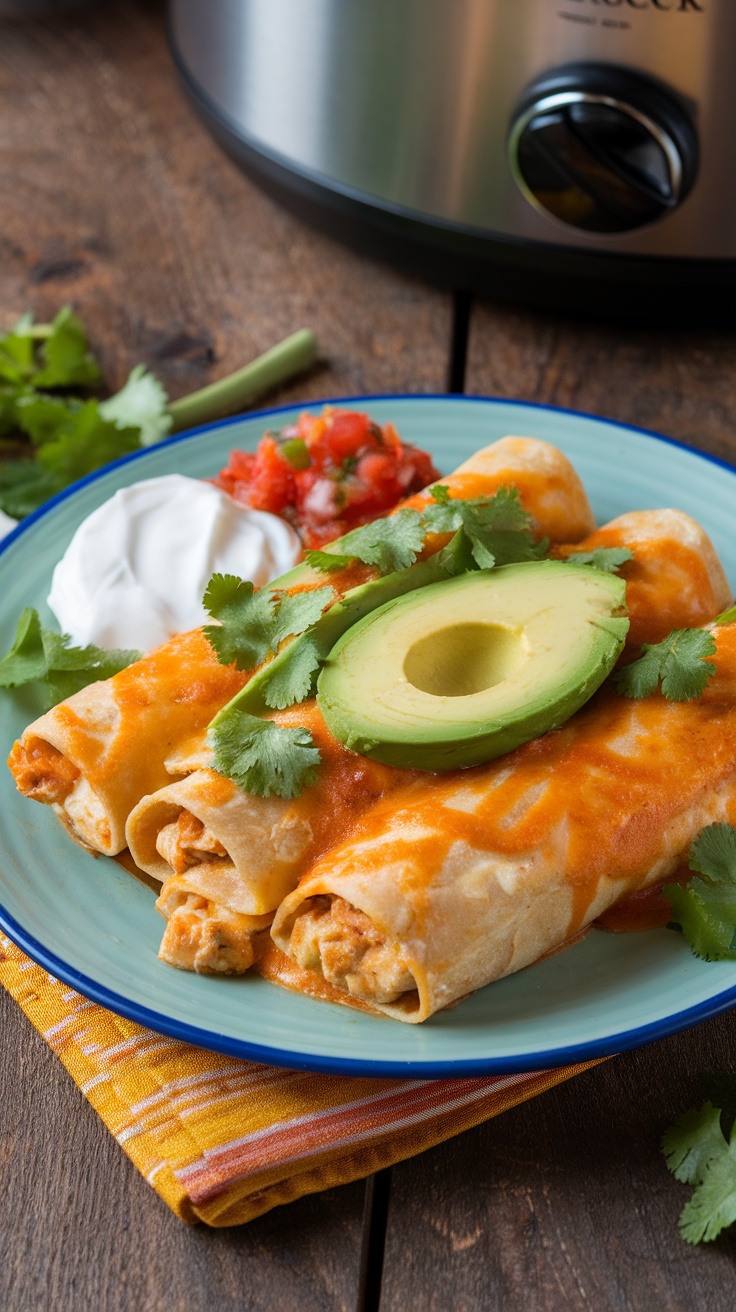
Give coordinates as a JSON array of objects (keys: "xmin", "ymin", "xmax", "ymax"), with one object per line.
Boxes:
[{"xmin": 214, "ymin": 407, "xmax": 440, "ymax": 548}]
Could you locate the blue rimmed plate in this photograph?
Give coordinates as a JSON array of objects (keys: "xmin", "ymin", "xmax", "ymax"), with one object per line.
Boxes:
[{"xmin": 1, "ymin": 395, "xmax": 735, "ymax": 1077}]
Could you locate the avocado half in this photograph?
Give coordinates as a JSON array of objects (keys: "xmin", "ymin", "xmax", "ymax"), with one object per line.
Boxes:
[{"xmin": 316, "ymin": 561, "xmax": 629, "ymax": 771}]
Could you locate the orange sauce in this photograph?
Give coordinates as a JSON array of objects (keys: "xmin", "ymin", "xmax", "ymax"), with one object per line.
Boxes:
[{"xmin": 304, "ymin": 625, "xmax": 736, "ymax": 944}]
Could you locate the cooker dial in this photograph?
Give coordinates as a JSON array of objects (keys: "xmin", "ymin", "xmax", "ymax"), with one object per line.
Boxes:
[{"xmin": 508, "ymin": 65, "xmax": 698, "ymax": 234}]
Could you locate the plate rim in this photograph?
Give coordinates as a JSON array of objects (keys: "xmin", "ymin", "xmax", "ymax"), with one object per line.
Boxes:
[{"xmin": 2, "ymin": 392, "xmax": 736, "ymax": 1077}]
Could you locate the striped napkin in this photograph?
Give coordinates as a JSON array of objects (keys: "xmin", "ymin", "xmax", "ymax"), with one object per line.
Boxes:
[{"xmin": 0, "ymin": 934, "xmax": 599, "ymax": 1226}]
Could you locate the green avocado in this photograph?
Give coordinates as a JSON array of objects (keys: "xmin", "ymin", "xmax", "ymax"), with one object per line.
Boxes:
[
  {"xmin": 215, "ymin": 528, "xmax": 476, "ymax": 718},
  {"xmin": 316, "ymin": 560, "xmax": 629, "ymax": 771}
]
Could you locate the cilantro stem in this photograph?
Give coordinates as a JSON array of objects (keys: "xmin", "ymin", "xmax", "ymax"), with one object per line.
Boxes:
[{"xmin": 166, "ymin": 329, "xmax": 318, "ymax": 432}]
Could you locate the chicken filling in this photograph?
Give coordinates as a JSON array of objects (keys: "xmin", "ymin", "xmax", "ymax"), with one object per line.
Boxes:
[
  {"xmin": 8, "ymin": 737, "xmax": 79, "ymax": 805},
  {"xmin": 288, "ymin": 896, "xmax": 415, "ymax": 1005},
  {"xmin": 156, "ymin": 887, "xmax": 260, "ymax": 975},
  {"xmin": 155, "ymin": 810, "xmax": 230, "ymax": 874}
]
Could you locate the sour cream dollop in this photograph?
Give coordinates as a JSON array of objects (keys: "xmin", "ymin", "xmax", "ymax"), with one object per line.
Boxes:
[{"xmin": 48, "ymin": 474, "xmax": 302, "ymax": 651}]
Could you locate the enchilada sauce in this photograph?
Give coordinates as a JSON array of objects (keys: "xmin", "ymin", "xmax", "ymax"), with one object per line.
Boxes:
[{"xmin": 300, "ymin": 623, "xmax": 736, "ymax": 949}]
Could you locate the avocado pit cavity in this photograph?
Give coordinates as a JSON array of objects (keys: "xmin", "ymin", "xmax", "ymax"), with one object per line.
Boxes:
[
  {"xmin": 403, "ymin": 622, "xmax": 525, "ymax": 699},
  {"xmin": 317, "ymin": 561, "xmax": 629, "ymax": 771}
]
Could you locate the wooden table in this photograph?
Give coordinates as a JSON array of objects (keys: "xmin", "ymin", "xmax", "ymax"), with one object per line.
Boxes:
[{"xmin": 2, "ymin": 5, "xmax": 736, "ymax": 1308}]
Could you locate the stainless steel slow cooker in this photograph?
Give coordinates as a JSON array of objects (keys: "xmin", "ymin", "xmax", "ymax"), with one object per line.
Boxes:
[{"xmin": 169, "ymin": 0, "xmax": 736, "ymax": 315}]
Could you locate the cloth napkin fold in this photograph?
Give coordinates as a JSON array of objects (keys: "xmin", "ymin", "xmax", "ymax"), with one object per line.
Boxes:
[{"xmin": 0, "ymin": 934, "xmax": 600, "ymax": 1226}]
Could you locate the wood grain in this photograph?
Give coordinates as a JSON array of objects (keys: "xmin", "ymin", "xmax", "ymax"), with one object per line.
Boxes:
[
  {"xmin": 465, "ymin": 302, "xmax": 736, "ymax": 466},
  {"xmin": 381, "ymin": 1011, "xmax": 736, "ymax": 1312},
  {"xmin": 0, "ymin": 4, "xmax": 448, "ymax": 1311},
  {"xmin": 0, "ymin": 989, "xmax": 365, "ymax": 1312},
  {"xmin": 0, "ymin": 0, "xmax": 451, "ymax": 408}
]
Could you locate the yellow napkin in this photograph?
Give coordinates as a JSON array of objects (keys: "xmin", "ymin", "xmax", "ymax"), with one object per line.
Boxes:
[{"xmin": 0, "ymin": 934, "xmax": 600, "ymax": 1226}]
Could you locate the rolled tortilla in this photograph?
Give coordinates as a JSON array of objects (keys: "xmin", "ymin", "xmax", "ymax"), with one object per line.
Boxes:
[
  {"xmin": 7, "ymin": 436, "xmax": 595, "ymax": 857},
  {"xmin": 402, "ymin": 435, "xmax": 596, "ymax": 543},
  {"xmin": 555, "ymin": 509, "xmax": 732, "ymax": 647},
  {"xmin": 141, "ymin": 504, "xmax": 731, "ymax": 974},
  {"xmin": 6, "ymin": 629, "xmax": 246, "ymax": 855},
  {"xmin": 272, "ymin": 621, "xmax": 736, "ymax": 1021},
  {"xmin": 127, "ymin": 701, "xmax": 418, "ymax": 975}
]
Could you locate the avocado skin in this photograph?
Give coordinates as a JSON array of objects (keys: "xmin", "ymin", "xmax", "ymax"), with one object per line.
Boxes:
[
  {"xmin": 316, "ymin": 562, "xmax": 629, "ymax": 772},
  {"xmin": 223, "ymin": 528, "xmax": 475, "ymax": 716}
]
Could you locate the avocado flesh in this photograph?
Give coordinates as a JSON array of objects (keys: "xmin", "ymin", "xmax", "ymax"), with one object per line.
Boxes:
[
  {"xmin": 218, "ymin": 529, "xmax": 476, "ymax": 718},
  {"xmin": 316, "ymin": 561, "xmax": 629, "ymax": 771}
]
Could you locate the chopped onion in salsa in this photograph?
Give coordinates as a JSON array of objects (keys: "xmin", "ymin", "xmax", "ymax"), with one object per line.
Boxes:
[{"xmin": 214, "ymin": 407, "xmax": 440, "ymax": 547}]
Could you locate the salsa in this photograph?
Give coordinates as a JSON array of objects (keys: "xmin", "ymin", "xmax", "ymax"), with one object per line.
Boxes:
[{"xmin": 214, "ymin": 407, "xmax": 440, "ymax": 547}]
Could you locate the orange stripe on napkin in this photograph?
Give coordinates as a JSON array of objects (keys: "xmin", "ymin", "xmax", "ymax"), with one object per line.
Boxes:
[{"xmin": 0, "ymin": 935, "xmax": 602, "ymax": 1226}]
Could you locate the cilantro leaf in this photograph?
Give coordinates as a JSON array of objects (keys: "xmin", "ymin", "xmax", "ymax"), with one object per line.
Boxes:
[
  {"xmin": 0, "ymin": 607, "xmax": 140, "ymax": 708},
  {"xmin": 689, "ymin": 823, "xmax": 736, "ymax": 885},
  {"xmin": 202, "ymin": 575, "xmax": 276, "ymax": 669},
  {"xmin": 339, "ymin": 508, "xmax": 426, "ymax": 575},
  {"xmin": 210, "ymin": 709, "xmax": 321, "ymax": 799},
  {"xmin": 0, "ymin": 318, "xmax": 36, "ymax": 385},
  {"xmin": 421, "ymin": 485, "xmax": 544, "ymax": 570},
  {"xmin": 304, "ymin": 549, "xmax": 358, "ymax": 573},
  {"xmin": 271, "ymin": 587, "xmax": 335, "ymax": 646},
  {"xmin": 31, "ymin": 307, "xmax": 102, "ymax": 390},
  {"xmin": 202, "ymin": 574, "xmax": 334, "ymax": 670},
  {"xmin": 36, "ymin": 401, "xmax": 142, "ymax": 485},
  {"xmin": 262, "ymin": 636, "xmax": 322, "ymax": 710},
  {"xmin": 566, "ymin": 546, "xmax": 633, "ymax": 574},
  {"xmin": 664, "ymin": 824, "xmax": 736, "ymax": 961},
  {"xmin": 716, "ymin": 605, "xmax": 736, "ymax": 627},
  {"xmin": 0, "ymin": 607, "xmax": 47, "ymax": 687},
  {"xmin": 663, "ymin": 1102, "xmax": 727, "ymax": 1185},
  {"xmin": 99, "ymin": 363, "xmax": 172, "ymax": 447},
  {"xmin": 14, "ymin": 391, "xmax": 80, "ymax": 446},
  {"xmin": 0, "ymin": 460, "xmax": 64, "ymax": 518},
  {"xmin": 678, "ymin": 1133, "xmax": 736, "ymax": 1244},
  {"xmin": 663, "ymin": 1097, "xmax": 736, "ymax": 1245},
  {"xmin": 614, "ymin": 628, "xmax": 717, "ymax": 702}
]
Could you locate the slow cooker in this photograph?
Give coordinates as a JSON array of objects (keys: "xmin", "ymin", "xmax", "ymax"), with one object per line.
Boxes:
[{"xmin": 169, "ymin": 0, "xmax": 736, "ymax": 316}]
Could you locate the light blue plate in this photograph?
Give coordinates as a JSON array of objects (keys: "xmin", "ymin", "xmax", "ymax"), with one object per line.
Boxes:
[{"xmin": 1, "ymin": 396, "xmax": 736, "ymax": 1077}]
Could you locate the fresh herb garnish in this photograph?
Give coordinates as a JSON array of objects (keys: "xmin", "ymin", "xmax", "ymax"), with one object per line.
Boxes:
[
  {"xmin": 715, "ymin": 605, "xmax": 736, "ymax": 627},
  {"xmin": 614, "ymin": 627, "xmax": 717, "ymax": 702},
  {"xmin": 0, "ymin": 608, "xmax": 139, "ymax": 708},
  {"xmin": 210, "ymin": 708, "xmax": 321, "ymax": 799},
  {"xmin": 421, "ymin": 484, "xmax": 545, "ymax": 569},
  {"xmin": 203, "ymin": 573, "xmax": 334, "ymax": 670},
  {"xmin": 663, "ymin": 1092, "xmax": 736, "ymax": 1244},
  {"xmin": 258, "ymin": 636, "xmax": 323, "ymax": 711},
  {"xmin": 0, "ymin": 313, "xmax": 317, "ymax": 522},
  {"xmin": 338, "ymin": 508, "xmax": 427, "ymax": 575},
  {"xmin": 304, "ymin": 549, "xmax": 358, "ymax": 572},
  {"xmin": 566, "ymin": 546, "xmax": 633, "ymax": 574},
  {"xmin": 664, "ymin": 824, "xmax": 736, "ymax": 962}
]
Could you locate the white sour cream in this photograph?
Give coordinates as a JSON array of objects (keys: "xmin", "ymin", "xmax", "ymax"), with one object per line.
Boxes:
[{"xmin": 48, "ymin": 474, "xmax": 301, "ymax": 651}]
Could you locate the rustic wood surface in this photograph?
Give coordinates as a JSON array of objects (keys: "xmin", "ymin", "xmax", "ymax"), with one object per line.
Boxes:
[{"xmin": 1, "ymin": 4, "xmax": 736, "ymax": 1311}]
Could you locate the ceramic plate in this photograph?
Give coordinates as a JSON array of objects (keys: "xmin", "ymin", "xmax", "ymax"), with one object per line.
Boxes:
[{"xmin": 2, "ymin": 396, "xmax": 736, "ymax": 1077}]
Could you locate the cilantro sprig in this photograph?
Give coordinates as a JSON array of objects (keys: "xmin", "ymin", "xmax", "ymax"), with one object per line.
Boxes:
[
  {"xmin": 0, "ymin": 607, "xmax": 140, "ymax": 708},
  {"xmin": 202, "ymin": 573, "xmax": 334, "ymax": 670},
  {"xmin": 304, "ymin": 485, "xmax": 547, "ymax": 579},
  {"xmin": 420, "ymin": 484, "xmax": 546, "ymax": 569},
  {"xmin": 337, "ymin": 508, "xmax": 427, "ymax": 575},
  {"xmin": 0, "ymin": 313, "xmax": 317, "ymax": 523},
  {"xmin": 664, "ymin": 824, "xmax": 736, "ymax": 962},
  {"xmin": 614, "ymin": 627, "xmax": 717, "ymax": 702},
  {"xmin": 663, "ymin": 1092, "xmax": 736, "ymax": 1244},
  {"xmin": 210, "ymin": 709, "xmax": 321, "ymax": 800}
]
